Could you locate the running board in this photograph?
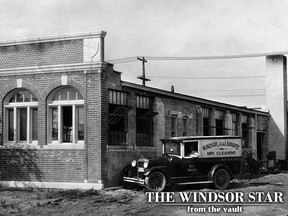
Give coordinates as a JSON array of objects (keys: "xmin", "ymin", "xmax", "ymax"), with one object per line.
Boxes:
[{"xmin": 176, "ymin": 181, "xmax": 213, "ymax": 185}]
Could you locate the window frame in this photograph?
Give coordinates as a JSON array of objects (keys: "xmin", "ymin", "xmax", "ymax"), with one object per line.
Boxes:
[
  {"xmin": 47, "ymin": 87, "xmax": 84, "ymax": 145},
  {"xmin": 231, "ymin": 113, "xmax": 238, "ymax": 136},
  {"xmin": 202, "ymin": 107, "xmax": 211, "ymax": 136},
  {"xmin": 182, "ymin": 117, "xmax": 188, "ymax": 136},
  {"xmin": 215, "ymin": 110, "xmax": 225, "ymax": 136},
  {"xmin": 4, "ymin": 90, "xmax": 38, "ymax": 145},
  {"xmin": 171, "ymin": 115, "xmax": 177, "ymax": 137}
]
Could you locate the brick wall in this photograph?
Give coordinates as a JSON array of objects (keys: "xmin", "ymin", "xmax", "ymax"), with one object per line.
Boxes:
[
  {"xmin": 106, "ymin": 83, "xmax": 270, "ymax": 186},
  {"xmin": 107, "ymin": 149, "xmax": 157, "ymax": 187},
  {"xmin": 0, "ymin": 40, "xmax": 83, "ymax": 69},
  {"xmin": 0, "ymin": 71, "xmax": 88, "ymax": 183},
  {"xmin": 0, "ymin": 33, "xmax": 108, "ymax": 184},
  {"xmin": 163, "ymin": 97, "xmax": 198, "ymax": 138}
]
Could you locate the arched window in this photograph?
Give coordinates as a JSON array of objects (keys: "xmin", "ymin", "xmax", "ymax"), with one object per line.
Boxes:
[
  {"xmin": 47, "ymin": 87, "xmax": 84, "ymax": 144},
  {"xmin": 4, "ymin": 89, "xmax": 38, "ymax": 143}
]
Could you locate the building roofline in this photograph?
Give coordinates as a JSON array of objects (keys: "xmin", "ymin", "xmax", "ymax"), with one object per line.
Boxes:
[
  {"xmin": 121, "ymin": 81, "xmax": 270, "ymax": 116},
  {"xmin": 0, "ymin": 31, "xmax": 107, "ymax": 47},
  {"xmin": 161, "ymin": 135, "xmax": 242, "ymax": 142},
  {"xmin": 0, "ymin": 62, "xmax": 108, "ymax": 76}
]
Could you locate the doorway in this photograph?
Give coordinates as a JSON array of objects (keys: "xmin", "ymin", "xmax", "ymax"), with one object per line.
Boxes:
[{"xmin": 257, "ymin": 132, "xmax": 265, "ymax": 160}]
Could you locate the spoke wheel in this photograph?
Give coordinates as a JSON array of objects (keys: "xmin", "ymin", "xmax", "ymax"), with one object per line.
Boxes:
[
  {"xmin": 213, "ymin": 168, "xmax": 230, "ymax": 190},
  {"xmin": 147, "ymin": 171, "xmax": 166, "ymax": 192}
]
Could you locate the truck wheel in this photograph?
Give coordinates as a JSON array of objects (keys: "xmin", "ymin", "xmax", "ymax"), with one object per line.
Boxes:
[
  {"xmin": 213, "ymin": 168, "xmax": 230, "ymax": 190},
  {"xmin": 147, "ymin": 171, "xmax": 166, "ymax": 192}
]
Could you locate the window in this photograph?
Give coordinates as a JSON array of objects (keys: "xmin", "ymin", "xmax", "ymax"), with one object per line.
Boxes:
[
  {"xmin": 5, "ymin": 89, "xmax": 38, "ymax": 144},
  {"xmin": 202, "ymin": 108, "xmax": 210, "ymax": 136},
  {"xmin": 163, "ymin": 141, "xmax": 180, "ymax": 156},
  {"xmin": 48, "ymin": 87, "xmax": 84, "ymax": 144},
  {"xmin": 232, "ymin": 113, "xmax": 238, "ymax": 136},
  {"xmin": 215, "ymin": 110, "xmax": 225, "ymax": 135},
  {"xmin": 109, "ymin": 90, "xmax": 127, "ymax": 106},
  {"xmin": 136, "ymin": 95, "xmax": 153, "ymax": 146},
  {"xmin": 184, "ymin": 141, "xmax": 199, "ymax": 157},
  {"xmin": 108, "ymin": 90, "xmax": 129, "ymax": 145},
  {"xmin": 242, "ymin": 115, "xmax": 249, "ymax": 148},
  {"xmin": 183, "ymin": 118, "xmax": 188, "ymax": 136},
  {"xmin": 171, "ymin": 115, "xmax": 177, "ymax": 137}
]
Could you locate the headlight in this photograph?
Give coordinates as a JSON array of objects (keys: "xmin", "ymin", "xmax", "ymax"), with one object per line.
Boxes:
[
  {"xmin": 143, "ymin": 161, "xmax": 149, "ymax": 168},
  {"xmin": 131, "ymin": 160, "xmax": 137, "ymax": 167}
]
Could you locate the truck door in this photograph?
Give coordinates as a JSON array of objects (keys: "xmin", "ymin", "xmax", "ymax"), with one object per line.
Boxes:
[{"xmin": 182, "ymin": 141, "xmax": 200, "ymax": 176}]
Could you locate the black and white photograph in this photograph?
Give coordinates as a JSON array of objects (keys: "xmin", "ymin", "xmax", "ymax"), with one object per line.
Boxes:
[{"xmin": 0, "ymin": 0, "xmax": 287, "ymax": 215}]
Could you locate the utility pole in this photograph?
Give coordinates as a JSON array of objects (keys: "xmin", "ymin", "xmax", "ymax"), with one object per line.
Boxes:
[{"xmin": 137, "ymin": 56, "xmax": 150, "ymax": 86}]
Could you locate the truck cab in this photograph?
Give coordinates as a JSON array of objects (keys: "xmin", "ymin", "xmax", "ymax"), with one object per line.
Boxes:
[{"xmin": 122, "ymin": 136, "xmax": 242, "ymax": 192}]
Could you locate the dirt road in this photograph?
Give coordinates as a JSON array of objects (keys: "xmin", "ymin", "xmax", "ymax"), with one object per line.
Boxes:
[{"xmin": 0, "ymin": 173, "xmax": 287, "ymax": 215}]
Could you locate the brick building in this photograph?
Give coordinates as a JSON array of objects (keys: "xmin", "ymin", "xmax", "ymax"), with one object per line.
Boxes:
[{"xmin": 0, "ymin": 32, "xmax": 270, "ymax": 188}]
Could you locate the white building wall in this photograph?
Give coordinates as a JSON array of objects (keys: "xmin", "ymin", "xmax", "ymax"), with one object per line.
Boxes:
[{"xmin": 265, "ymin": 55, "xmax": 287, "ymax": 160}]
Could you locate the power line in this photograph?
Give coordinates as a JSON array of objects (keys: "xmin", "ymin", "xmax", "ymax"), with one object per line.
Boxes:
[
  {"xmin": 199, "ymin": 94, "xmax": 265, "ymax": 98},
  {"xmin": 277, "ymin": 0, "xmax": 288, "ymax": 11},
  {"xmin": 106, "ymin": 57, "xmax": 138, "ymax": 64},
  {"xmin": 179, "ymin": 89, "xmax": 265, "ymax": 92},
  {"xmin": 147, "ymin": 76, "xmax": 265, "ymax": 79},
  {"xmin": 144, "ymin": 51, "xmax": 288, "ymax": 60},
  {"xmin": 106, "ymin": 51, "xmax": 288, "ymax": 64}
]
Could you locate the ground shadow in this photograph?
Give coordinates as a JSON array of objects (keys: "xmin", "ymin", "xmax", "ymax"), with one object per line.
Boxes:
[{"xmin": 0, "ymin": 148, "xmax": 43, "ymax": 182}]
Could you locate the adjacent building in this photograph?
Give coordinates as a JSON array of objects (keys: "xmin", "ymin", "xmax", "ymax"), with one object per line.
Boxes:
[{"xmin": 0, "ymin": 32, "xmax": 275, "ymax": 188}]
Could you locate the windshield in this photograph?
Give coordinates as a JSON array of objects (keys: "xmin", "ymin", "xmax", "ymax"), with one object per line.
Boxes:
[{"xmin": 163, "ymin": 141, "xmax": 181, "ymax": 156}]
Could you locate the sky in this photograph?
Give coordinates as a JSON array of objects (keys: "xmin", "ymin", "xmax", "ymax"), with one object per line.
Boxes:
[{"xmin": 1, "ymin": 0, "xmax": 288, "ymax": 107}]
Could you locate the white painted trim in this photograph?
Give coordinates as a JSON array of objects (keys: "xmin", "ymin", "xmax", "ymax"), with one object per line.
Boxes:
[
  {"xmin": 0, "ymin": 31, "xmax": 107, "ymax": 47},
  {"xmin": 2, "ymin": 142, "xmax": 40, "ymax": 149},
  {"xmin": 61, "ymin": 75, "xmax": 68, "ymax": 85},
  {"xmin": 27, "ymin": 107, "xmax": 31, "ymax": 144},
  {"xmin": 0, "ymin": 181, "xmax": 103, "ymax": 190},
  {"xmin": 13, "ymin": 107, "xmax": 17, "ymax": 141},
  {"xmin": 0, "ymin": 62, "xmax": 108, "ymax": 76},
  {"xmin": 17, "ymin": 79, "xmax": 23, "ymax": 88},
  {"xmin": 48, "ymin": 100, "xmax": 84, "ymax": 106},
  {"xmin": 44, "ymin": 142, "xmax": 84, "ymax": 149},
  {"xmin": 58, "ymin": 105, "xmax": 62, "ymax": 144},
  {"xmin": 5, "ymin": 102, "xmax": 38, "ymax": 108},
  {"xmin": 72, "ymin": 105, "xmax": 76, "ymax": 144}
]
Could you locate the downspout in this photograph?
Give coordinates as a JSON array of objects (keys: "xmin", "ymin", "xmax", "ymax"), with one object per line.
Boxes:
[{"xmin": 283, "ymin": 56, "xmax": 288, "ymax": 160}]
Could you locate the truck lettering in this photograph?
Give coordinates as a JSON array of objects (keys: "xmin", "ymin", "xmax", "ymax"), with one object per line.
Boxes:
[
  {"xmin": 216, "ymin": 151, "xmax": 236, "ymax": 155},
  {"xmin": 202, "ymin": 141, "xmax": 240, "ymax": 151}
]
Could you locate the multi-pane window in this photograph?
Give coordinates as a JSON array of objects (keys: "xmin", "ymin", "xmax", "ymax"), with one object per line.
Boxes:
[
  {"xmin": 215, "ymin": 110, "xmax": 225, "ymax": 135},
  {"xmin": 232, "ymin": 113, "xmax": 238, "ymax": 136},
  {"xmin": 202, "ymin": 108, "xmax": 210, "ymax": 136},
  {"xmin": 109, "ymin": 90, "xmax": 127, "ymax": 106},
  {"xmin": 109, "ymin": 90, "xmax": 129, "ymax": 145},
  {"xmin": 242, "ymin": 115, "xmax": 249, "ymax": 148},
  {"xmin": 5, "ymin": 90, "xmax": 38, "ymax": 144},
  {"xmin": 48, "ymin": 87, "xmax": 84, "ymax": 144},
  {"xmin": 136, "ymin": 95, "xmax": 153, "ymax": 146},
  {"xmin": 171, "ymin": 115, "xmax": 177, "ymax": 137},
  {"xmin": 183, "ymin": 118, "xmax": 188, "ymax": 136}
]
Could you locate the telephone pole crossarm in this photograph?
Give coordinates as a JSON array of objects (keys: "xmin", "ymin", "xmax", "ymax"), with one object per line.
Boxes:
[{"xmin": 137, "ymin": 56, "xmax": 150, "ymax": 86}]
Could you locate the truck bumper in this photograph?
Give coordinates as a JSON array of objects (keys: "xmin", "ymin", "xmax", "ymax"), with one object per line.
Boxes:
[{"xmin": 123, "ymin": 177, "xmax": 145, "ymax": 185}]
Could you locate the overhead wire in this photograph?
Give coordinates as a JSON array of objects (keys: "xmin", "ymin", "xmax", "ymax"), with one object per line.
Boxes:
[
  {"xmin": 146, "ymin": 76, "xmax": 265, "ymax": 79},
  {"xmin": 106, "ymin": 50, "xmax": 288, "ymax": 64},
  {"xmin": 106, "ymin": 52, "xmax": 275, "ymax": 97}
]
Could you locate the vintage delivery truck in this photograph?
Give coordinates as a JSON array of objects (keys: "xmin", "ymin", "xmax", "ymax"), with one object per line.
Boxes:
[{"xmin": 122, "ymin": 136, "xmax": 242, "ymax": 192}]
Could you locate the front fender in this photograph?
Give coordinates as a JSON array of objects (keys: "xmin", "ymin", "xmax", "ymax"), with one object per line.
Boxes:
[
  {"xmin": 144, "ymin": 166, "xmax": 172, "ymax": 186},
  {"xmin": 208, "ymin": 164, "xmax": 233, "ymax": 181},
  {"xmin": 144, "ymin": 166, "xmax": 168, "ymax": 177}
]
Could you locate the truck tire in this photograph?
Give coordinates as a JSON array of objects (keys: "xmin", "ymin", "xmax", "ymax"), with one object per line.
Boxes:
[
  {"xmin": 146, "ymin": 171, "xmax": 166, "ymax": 192},
  {"xmin": 213, "ymin": 168, "xmax": 230, "ymax": 190}
]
